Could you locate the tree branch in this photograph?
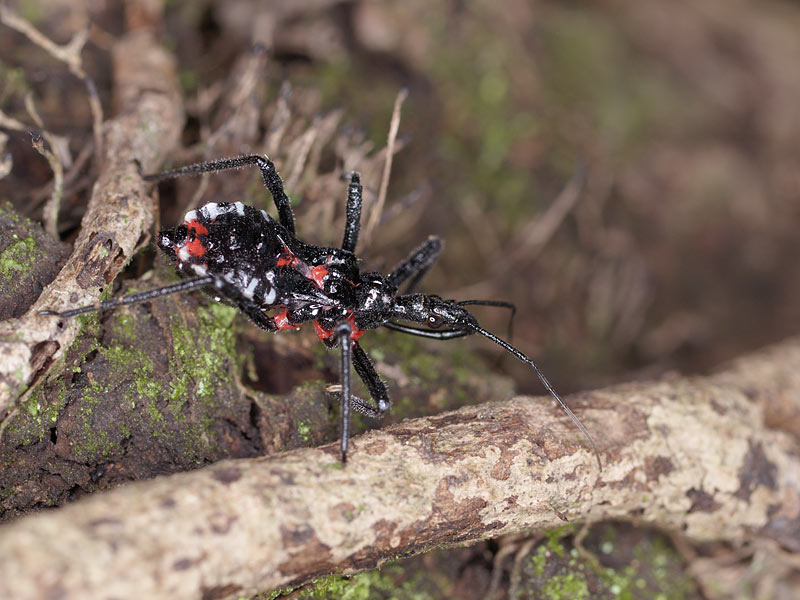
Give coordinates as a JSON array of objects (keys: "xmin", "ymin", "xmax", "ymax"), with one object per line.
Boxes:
[
  {"xmin": 0, "ymin": 21, "xmax": 183, "ymax": 419},
  {"xmin": 0, "ymin": 338, "xmax": 798, "ymax": 600}
]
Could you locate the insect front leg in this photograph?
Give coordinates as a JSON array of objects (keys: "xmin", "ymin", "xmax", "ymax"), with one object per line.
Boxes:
[
  {"xmin": 212, "ymin": 284, "xmax": 286, "ymax": 332},
  {"xmin": 335, "ymin": 322, "xmax": 354, "ymax": 462},
  {"xmin": 382, "ymin": 322, "xmax": 473, "ymax": 340},
  {"xmin": 39, "ymin": 276, "xmax": 215, "ymax": 318},
  {"xmin": 140, "ymin": 154, "xmax": 296, "ymax": 234},
  {"xmin": 387, "ymin": 236, "xmax": 443, "ymax": 292},
  {"xmin": 350, "ymin": 342, "xmax": 391, "ymax": 418},
  {"xmin": 341, "ymin": 173, "xmax": 362, "ymax": 253}
]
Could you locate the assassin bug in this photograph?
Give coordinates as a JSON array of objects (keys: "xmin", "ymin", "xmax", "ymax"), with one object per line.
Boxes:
[{"xmin": 41, "ymin": 154, "xmax": 601, "ymax": 467}]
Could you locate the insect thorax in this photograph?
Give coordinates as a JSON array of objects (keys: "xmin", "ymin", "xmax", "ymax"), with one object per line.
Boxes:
[{"xmin": 157, "ymin": 201, "xmax": 366, "ymax": 317}]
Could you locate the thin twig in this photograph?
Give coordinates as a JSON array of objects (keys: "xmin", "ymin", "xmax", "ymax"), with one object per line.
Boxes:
[
  {"xmin": 284, "ymin": 116, "xmax": 319, "ymax": 192},
  {"xmin": 30, "ymin": 139, "xmax": 95, "ymax": 208},
  {"xmin": 263, "ymin": 81, "xmax": 293, "ymax": 157},
  {"xmin": 509, "ymin": 159, "xmax": 586, "ymax": 263},
  {"xmin": 0, "ymin": 132, "xmax": 10, "ymax": 180},
  {"xmin": 449, "ymin": 161, "xmax": 587, "ymax": 301},
  {"xmin": 0, "ymin": 6, "xmax": 104, "ymax": 164},
  {"xmin": 362, "ymin": 88, "xmax": 408, "ymax": 248},
  {"xmin": 24, "ymin": 93, "xmax": 67, "ymax": 238}
]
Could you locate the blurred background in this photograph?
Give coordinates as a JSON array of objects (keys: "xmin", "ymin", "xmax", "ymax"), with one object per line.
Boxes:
[
  {"xmin": 1, "ymin": 0, "xmax": 799, "ymax": 597},
  {"xmin": 4, "ymin": 0, "xmax": 800, "ymax": 392}
]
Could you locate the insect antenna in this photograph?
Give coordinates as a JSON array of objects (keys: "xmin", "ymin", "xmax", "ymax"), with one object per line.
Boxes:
[
  {"xmin": 457, "ymin": 299, "xmax": 516, "ymax": 339},
  {"xmin": 39, "ymin": 275, "xmax": 214, "ymax": 318},
  {"xmin": 469, "ymin": 323, "xmax": 602, "ymax": 469}
]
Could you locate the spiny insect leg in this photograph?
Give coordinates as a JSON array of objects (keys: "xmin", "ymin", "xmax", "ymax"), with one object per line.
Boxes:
[
  {"xmin": 387, "ymin": 236, "xmax": 443, "ymax": 292},
  {"xmin": 39, "ymin": 276, "xmax": 214, "ymax": 318},
  {"xmin": 351, "ymin": 341, "xmax": 390, "ymax": 416},
  {"xmin": 341, "ymin": 172, "xmax": 362, "ymax": 252},
  {"xmin": 235, "ymin": 300, "xmax": 282, "ymax": 332},
  {"xmin": 335, "ymin": 322, "xmax": 354, "ymax": 462},
  {"xmin": 140, "ymin": 154, "xmax": 296, "ymax": 234}
]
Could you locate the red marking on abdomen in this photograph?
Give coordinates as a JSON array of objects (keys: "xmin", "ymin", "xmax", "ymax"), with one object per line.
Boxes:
[
  {"xmin": 273, "ymin": 310, "xmax": 299, "ymax": 331},
  {"xmin": 275, "ymin": 245, "xmax": 329, "ymax": 290},
  {"xmin": 277, "ymin": 254, "xmax": 297, "ymax": 267},
  {"xmin": 313, "ymin": 320, "xmax": 333, "ymax": 340},
  {"xmin": 313, "ymin": 314, "xmax": 365, "ymax": 342},
  {"xmin": 276, "ymin": 243, "xmax": 300, "ymax": 268},
  {"xmin": 347, "ymin": 314, "xmax": 365, "ymax": 341},
  {"xmin": 309, "ymin": 265, "xmax": 329, "ymax": 289}
]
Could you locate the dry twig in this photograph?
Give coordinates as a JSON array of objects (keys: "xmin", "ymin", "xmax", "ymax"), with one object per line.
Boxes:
[
  {"xmin": 0, "ymin": 5, "xmax": 104, "ymax": 165},
  {"xmin": 362, "ymin": 87, "xmax": 408, "ymax": 248},
  {"xmin": 24, "ymin": 93, "xmax": 69, "ymax": 237}
]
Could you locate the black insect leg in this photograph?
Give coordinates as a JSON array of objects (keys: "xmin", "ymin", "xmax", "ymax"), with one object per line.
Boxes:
[
  {"xmin": 341, "ymin": 173, "xmax": 362, "ymax": 252},
  {"xmin": 335, "ymin": 322, "xmax": 354, "ymax": 462},
  {"xmin": 235, "ymin": 301, "xmax": 281, "ymax": 332},
  {"xmin": 350, "ymin": 342, "xmax": 391, "ymax": 417},
  {"xmin": 335, "ymin": 331, "xmax": 390, "ymax": 462},
  {"xmin": 387, "ymin": 236, "xmax": 443, "ymax": 292},
  {"xmin": 39, "ymin": 276, "xmax": 215, "ymax": 318},
  {"xmin": 383, "ymin": 321, "xmax": 473, "ymax": 340},
  {"xmin": 140, "ymin": 155, "xmax": 296, "ymax": 234}
]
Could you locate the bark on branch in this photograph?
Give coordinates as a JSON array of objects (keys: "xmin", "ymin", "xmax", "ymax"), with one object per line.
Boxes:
[
  {"xmin": 0, "ymin": 23, "xmax": 183, "ymax": 417},
  {"xmin": 0, "ymin": 338, "xmax": 798, "ymax": 600}
]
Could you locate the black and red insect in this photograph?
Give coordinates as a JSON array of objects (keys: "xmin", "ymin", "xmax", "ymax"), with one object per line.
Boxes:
[{"xmin": 42, "ymin": 155, "xmax": 600, "ymax": 466}]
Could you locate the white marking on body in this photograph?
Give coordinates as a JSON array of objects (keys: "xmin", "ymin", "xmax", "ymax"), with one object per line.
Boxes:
[
  {"xmin": 234, "ymin": 202, "xmax": 245, "ymax": 216},
  {"xmin": 243, "ymin": 277, "xmax": 260, "ymax": 300},
  {"xmin": 264, "ymin": 287, "xmax": 277, "ymax": 305},
  {"xmin": 178, "ymin": 246, "xmax": 191, "ymax": 262},
  {"xmin": 200, "ymin": 202, "xmax": 240, "ymax": 220},
  {"xmin": 201, "ymin": 203, "xmax": 220, "ymax": 220},
  {"xmin": 260, "ymin": 210, "xmax": 268, "ymax": 219},
  {"xmin": 192, "ymin": 264, "xmax": 208, "ymax": 276},
  {"xmin": 183, "ymin": 210, "xmax": 198, "ymax": 223}
]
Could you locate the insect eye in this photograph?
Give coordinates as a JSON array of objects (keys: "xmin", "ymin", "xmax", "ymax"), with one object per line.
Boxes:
[{"xmin": 427, "ymin": 313, "xmax": 445, "ymax": 329}]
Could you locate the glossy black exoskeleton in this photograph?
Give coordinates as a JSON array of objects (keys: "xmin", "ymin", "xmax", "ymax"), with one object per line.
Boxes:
[{"xmin": 42, "ymin": 155, "xmax": 600, "ymax": 467}]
